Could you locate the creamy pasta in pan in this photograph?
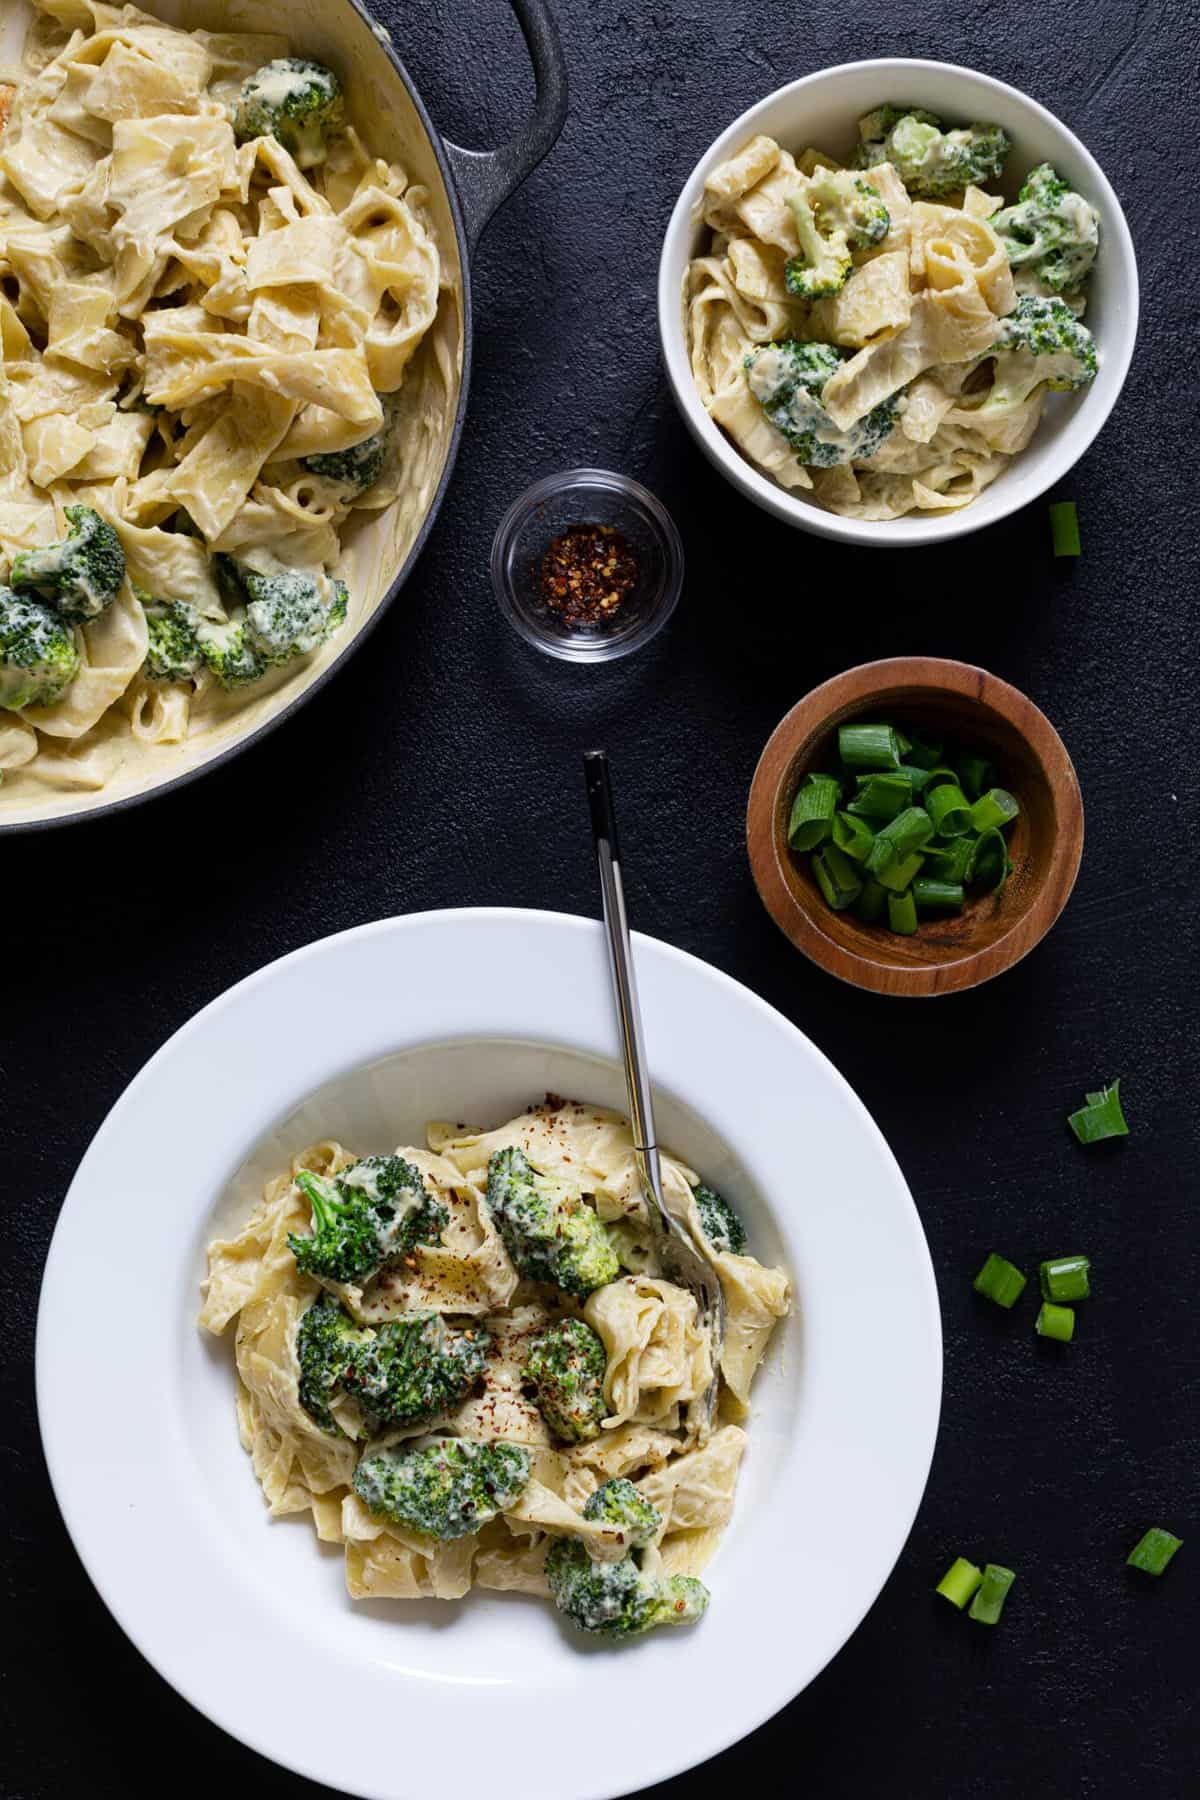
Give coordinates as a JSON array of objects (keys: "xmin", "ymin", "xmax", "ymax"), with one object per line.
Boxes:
[
  {"xmin": 687, "ymin": 105, "xmax": 1102, "ymax": 520},
  {"xmin": 201, "ymin": 1099, "xmax": 790, "ymax": 1639},
  {"xmin": 0, "ymin": 0, "xmax": 450, "ymax": 805}
]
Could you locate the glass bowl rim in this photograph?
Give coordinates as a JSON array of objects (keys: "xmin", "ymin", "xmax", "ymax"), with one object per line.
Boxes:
[{"xmin": 490, "ymin": 467, "xmax": 685, "ymax": 663}]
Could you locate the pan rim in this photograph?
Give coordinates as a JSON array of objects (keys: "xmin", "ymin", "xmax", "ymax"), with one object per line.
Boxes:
[{"xmin": 1, "ymin": 0, "xmax": 475, "ymax": 836}]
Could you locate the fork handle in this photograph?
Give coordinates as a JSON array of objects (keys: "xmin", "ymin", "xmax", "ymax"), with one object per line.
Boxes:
[{"xmin": 584, "ymin": 751, "xmax": 669, "ymax": 1220}]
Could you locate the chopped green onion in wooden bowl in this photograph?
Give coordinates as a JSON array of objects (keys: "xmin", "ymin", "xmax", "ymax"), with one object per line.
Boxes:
[
  {"xmin": 747, "ymin": 657, "xmax": 1085, "ymax": 997},
  {"xmin": 789, "ymin": 722, "xmax": 1022, "ymax": 938}
]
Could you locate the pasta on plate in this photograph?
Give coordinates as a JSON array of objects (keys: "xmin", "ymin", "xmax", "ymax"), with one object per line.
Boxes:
[
  {"xmin": 201, "ymin": 1098, "xmax": 790, "ymax": 1640},
  {"xmin": 686, "ymin": 104, "xmax": 1102, "ymax": 520},
  {"xmin": 0, "ymin": 0, "xmax": 454, "ymax": 810}
]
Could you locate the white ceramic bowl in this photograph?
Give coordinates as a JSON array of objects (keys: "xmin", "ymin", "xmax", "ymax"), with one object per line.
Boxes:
[
  {"xmin": 36, "ymin": 909, "xmax": 941, "ymax": 1800},
  {"xmin": 658, "ymin": 58, "xmax": 1139, "ymax": 547}
]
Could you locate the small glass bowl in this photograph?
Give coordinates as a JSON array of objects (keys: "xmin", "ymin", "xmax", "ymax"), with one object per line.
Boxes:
[{"xmin": 491, "ymin": 469, "xmax": 684, "ymax": 662}]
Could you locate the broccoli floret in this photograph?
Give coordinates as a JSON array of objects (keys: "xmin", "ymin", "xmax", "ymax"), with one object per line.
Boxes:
[
  {"xmin": 0, "ymin": 587, "xmax": 80, "ymax": 710},
  {"xmin": 138, "ymin": 589, "xmax": 203, "ymax": 682},
  {"xmin": 339, "ymin": 1156, "xmax": 450, "ymax": 1258},
  {"xmin": 523, "ymin": 1317, "xmax": 608, "ymax": 1443},
  {"xmin": 856, "ymin": 103, "xmax": 940, "ymax": 146},
  {"xmin": 985, "ymin": 295, "xmax": 1098, "ymax": 407},
  {"xmin": 193, "ymin": 612, "xmax": 267, "ymax": 689},
  {"xmin": 342, "ymin": 1312, "xmax": 490, "ymax": 1430},
  {"xmin": 241, "ymin": 565, "xmax": 349, "ymax": 661},
  {"xmin": 856, "ymin": 105, "xmax": 1009, "ymax": 197},
  {"xmin": 744, "ymin": 339, "xmax": 897, "ymax": 467},
  {"xmin": 784, "ymin": 191, "xmax": 852, "ymax": 299},
  {"xmin": 545, "ymin": 1537, "xmax": 709, "ymax": 1638},
  {"xmin": 200, "ymin": 560, "xmax": 349, "ymax": 689},
  {"xmin": 288, "ymin": 1154, "xmax": 448, "ymax": 1284},
  {"xmin": 295, "ymin": 1297, "xmax": 485, "ymax": 1434},
  {"xmin": 693, "ymin": 1183, "xmax": 746, "ymax": 1256},
  {"xmin": 289, "ymin": 1171, "xmax": 380, "ymax": 1283},
  {"xmin": 233, "ymin": 57, "xmax": 344, "ymax": 169},
  {"xmin": 992, "ymin": 162, "xmax": 1099, "ymax": 294},
  {"xmin": 10, "ymin": 506, "xmax": 125, "ymax": 623},
  {"xmin": 485, "ymin": 1146, "xmax": 619, "ymax": 1298},
  {"xmin": 217, "ymin": 558, "xmax": 348, "ymax": 663},
  {"xmin": 582, "ymin": 1478, "xmax": 661, "ymax": 1549},
  {"xmin": 353, "ymin": 1436, "xmax": 530, "ymax": 1539},
  {"xmin": 784, "ymin": 171, "xmax": 890, "ymax": 299},
  {"xmin": 811, "ymin": 168, "xmax": 891, "ymax": 249},
  {"xmin": 295, "ymin": 1291, "xmax": 374, "ymax": 1434},
  {"xmin": 301, "ymin": 430, "xmax": 387, "ymax": 493}
]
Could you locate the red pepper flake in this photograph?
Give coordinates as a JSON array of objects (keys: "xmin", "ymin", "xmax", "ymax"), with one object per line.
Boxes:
[{"xmin": 537, "ymin": 524, "xmax": 638, "ymax": 628}]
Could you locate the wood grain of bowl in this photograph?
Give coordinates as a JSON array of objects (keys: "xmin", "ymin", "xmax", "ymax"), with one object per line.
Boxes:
[{"xmin": 747, "ymin": 659, "xmax": 1084, "ymax": 997}]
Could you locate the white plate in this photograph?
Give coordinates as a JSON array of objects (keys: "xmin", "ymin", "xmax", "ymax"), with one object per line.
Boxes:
[{"xmin": 36, "ymin": 909, "xmax": 941, "ymax": 1800}]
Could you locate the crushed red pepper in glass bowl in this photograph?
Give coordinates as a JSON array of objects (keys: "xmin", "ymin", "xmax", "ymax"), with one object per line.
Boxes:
[
  {"xmin": 491, "ymin": 469, "xmax": 684, "ymax": 661},
  {"xmin": 539, "ymin": 523, "xmax": 640, "ymax": 628}
]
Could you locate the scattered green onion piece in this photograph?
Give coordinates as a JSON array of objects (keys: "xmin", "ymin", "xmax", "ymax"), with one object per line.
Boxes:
[
  {"xmin": 848, "ymin": 772, "xmax": 911, "ymax": 819},
  {"xmin": 875, "ymin": 851, "xmax": 926, "ymax": 893},
  {"xmin": 905, "ymin": 731, "xmax": 943, "ymax": 771},
  {"xmin": 922, "ymin": 765, "xmax": 960, "ymax": 791},
  {"xmin": 1039, "ymin": 1255, "xmax": 1090, "ymax": 1303},
  {"xmin": 925, "ymin": 781, "xmax": 972, "ymax": 838},
  {"xmin": 1049, "ymin": 500, "xmax": 1081, "ymax": 557},
  {"xmin": 811, "ymin": 843, "xmax": 862, "ymax": 910},
  {"xmin": 832, "ymin": 810, "xmax": 875, "ymax": 862},
  {"xmin": 968, "ymin": 1564, "xmax": 1015, "ymax": 1625},
  {"xmin": 969, "ymin": 827, "xmax": 1011, "ymax": 894},
  {"xmin": 788, "ymin": 773, "xmax": 841, "ymax": 850},
  {"xmin": 1068, "ymin": 1079, "xmax": 1128, "ymax": 1144},
  {"xmin": 973, "ymin": 1252, "xmax": 1027, "ymax": 1309},
  {"xmin": 925, "ymin": 838, "xmax": 975, "ymax": 882},
  {"xmin": 865, "ymin": 806, "xmax": 933, "ymax": 873},
  {"xmin": 896, "ymin": 762, "xmax": 933, "ymax": 796},
  {"xmin": 912, "ymin": 877, "xmax": 965, "ymax": 911},
  {"xmin": 1127, "ymin": 1528, "xmax": 1182, "ymax": 1576},
  {"xmin": 894, "ymin": 727, "xmax": 912, "ymax": 755},
  {"xmin": 936, "ymin": 1557, "xmax": 983, "ymax": 1608},
  {"xmin": 838, "ymin": 722, "xmax": 901, "ymax": 771},
  {"xmin": 887, "ymin": 889, "xmax": 918, "ymax": 934},
  {"xmin": 1035, "ymin": 1301, "xmax": 1075, "ymax": 1342},
  {"xmin": 970, "ymin": 787, "xmax": 1020, "ymax": 832},
  {"xmin": 853, "ymin": 876, "xmax": 887, "ymax": 923},
  {"xmin": 955, "ymin": 751, "xmax": 995, "ymax": 799}
]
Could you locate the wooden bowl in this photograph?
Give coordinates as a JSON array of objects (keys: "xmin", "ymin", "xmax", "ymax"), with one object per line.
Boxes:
[{"xmin": 747, "ymin": 658, "xmax": 1084, "ymax": 997}]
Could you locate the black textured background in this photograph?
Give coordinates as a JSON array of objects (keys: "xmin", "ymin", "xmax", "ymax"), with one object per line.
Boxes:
[{"xmin": 3, "ymin": 1, "xmax": 1198, "ymax": 1796}]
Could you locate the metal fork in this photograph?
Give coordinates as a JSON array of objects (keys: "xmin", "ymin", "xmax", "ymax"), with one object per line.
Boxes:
[{"xmin": 583, "ymin": 749, "xmax": 726, "ymax": 1433}]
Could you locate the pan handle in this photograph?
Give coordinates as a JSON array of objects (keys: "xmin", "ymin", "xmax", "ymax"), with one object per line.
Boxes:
[{"xmin": 440, "ymin": 0, "xmax": 568, "ymax": 254}]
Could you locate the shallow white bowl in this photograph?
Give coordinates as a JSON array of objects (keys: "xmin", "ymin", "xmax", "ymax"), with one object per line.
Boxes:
[
  {"xmin": 658, "ymin": 58, "xmax": 1139, "ymax": 547},
  {"xmin": 36, "ymin": 909, "xmax": 941, "ymax": 1800}
]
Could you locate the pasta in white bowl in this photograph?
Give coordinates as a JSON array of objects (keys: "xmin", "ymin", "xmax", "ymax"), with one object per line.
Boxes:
[
  {"xmin": 658, "ymin": 59, "xmax": 1138, "ymax": 546},
  {"xmin": 201, "ymin": 1098, "xmax": 790, "ymax": 1634},
  {"xmin": 0, "ymin": 0, "xmax": 463, "ymax": 822}
]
